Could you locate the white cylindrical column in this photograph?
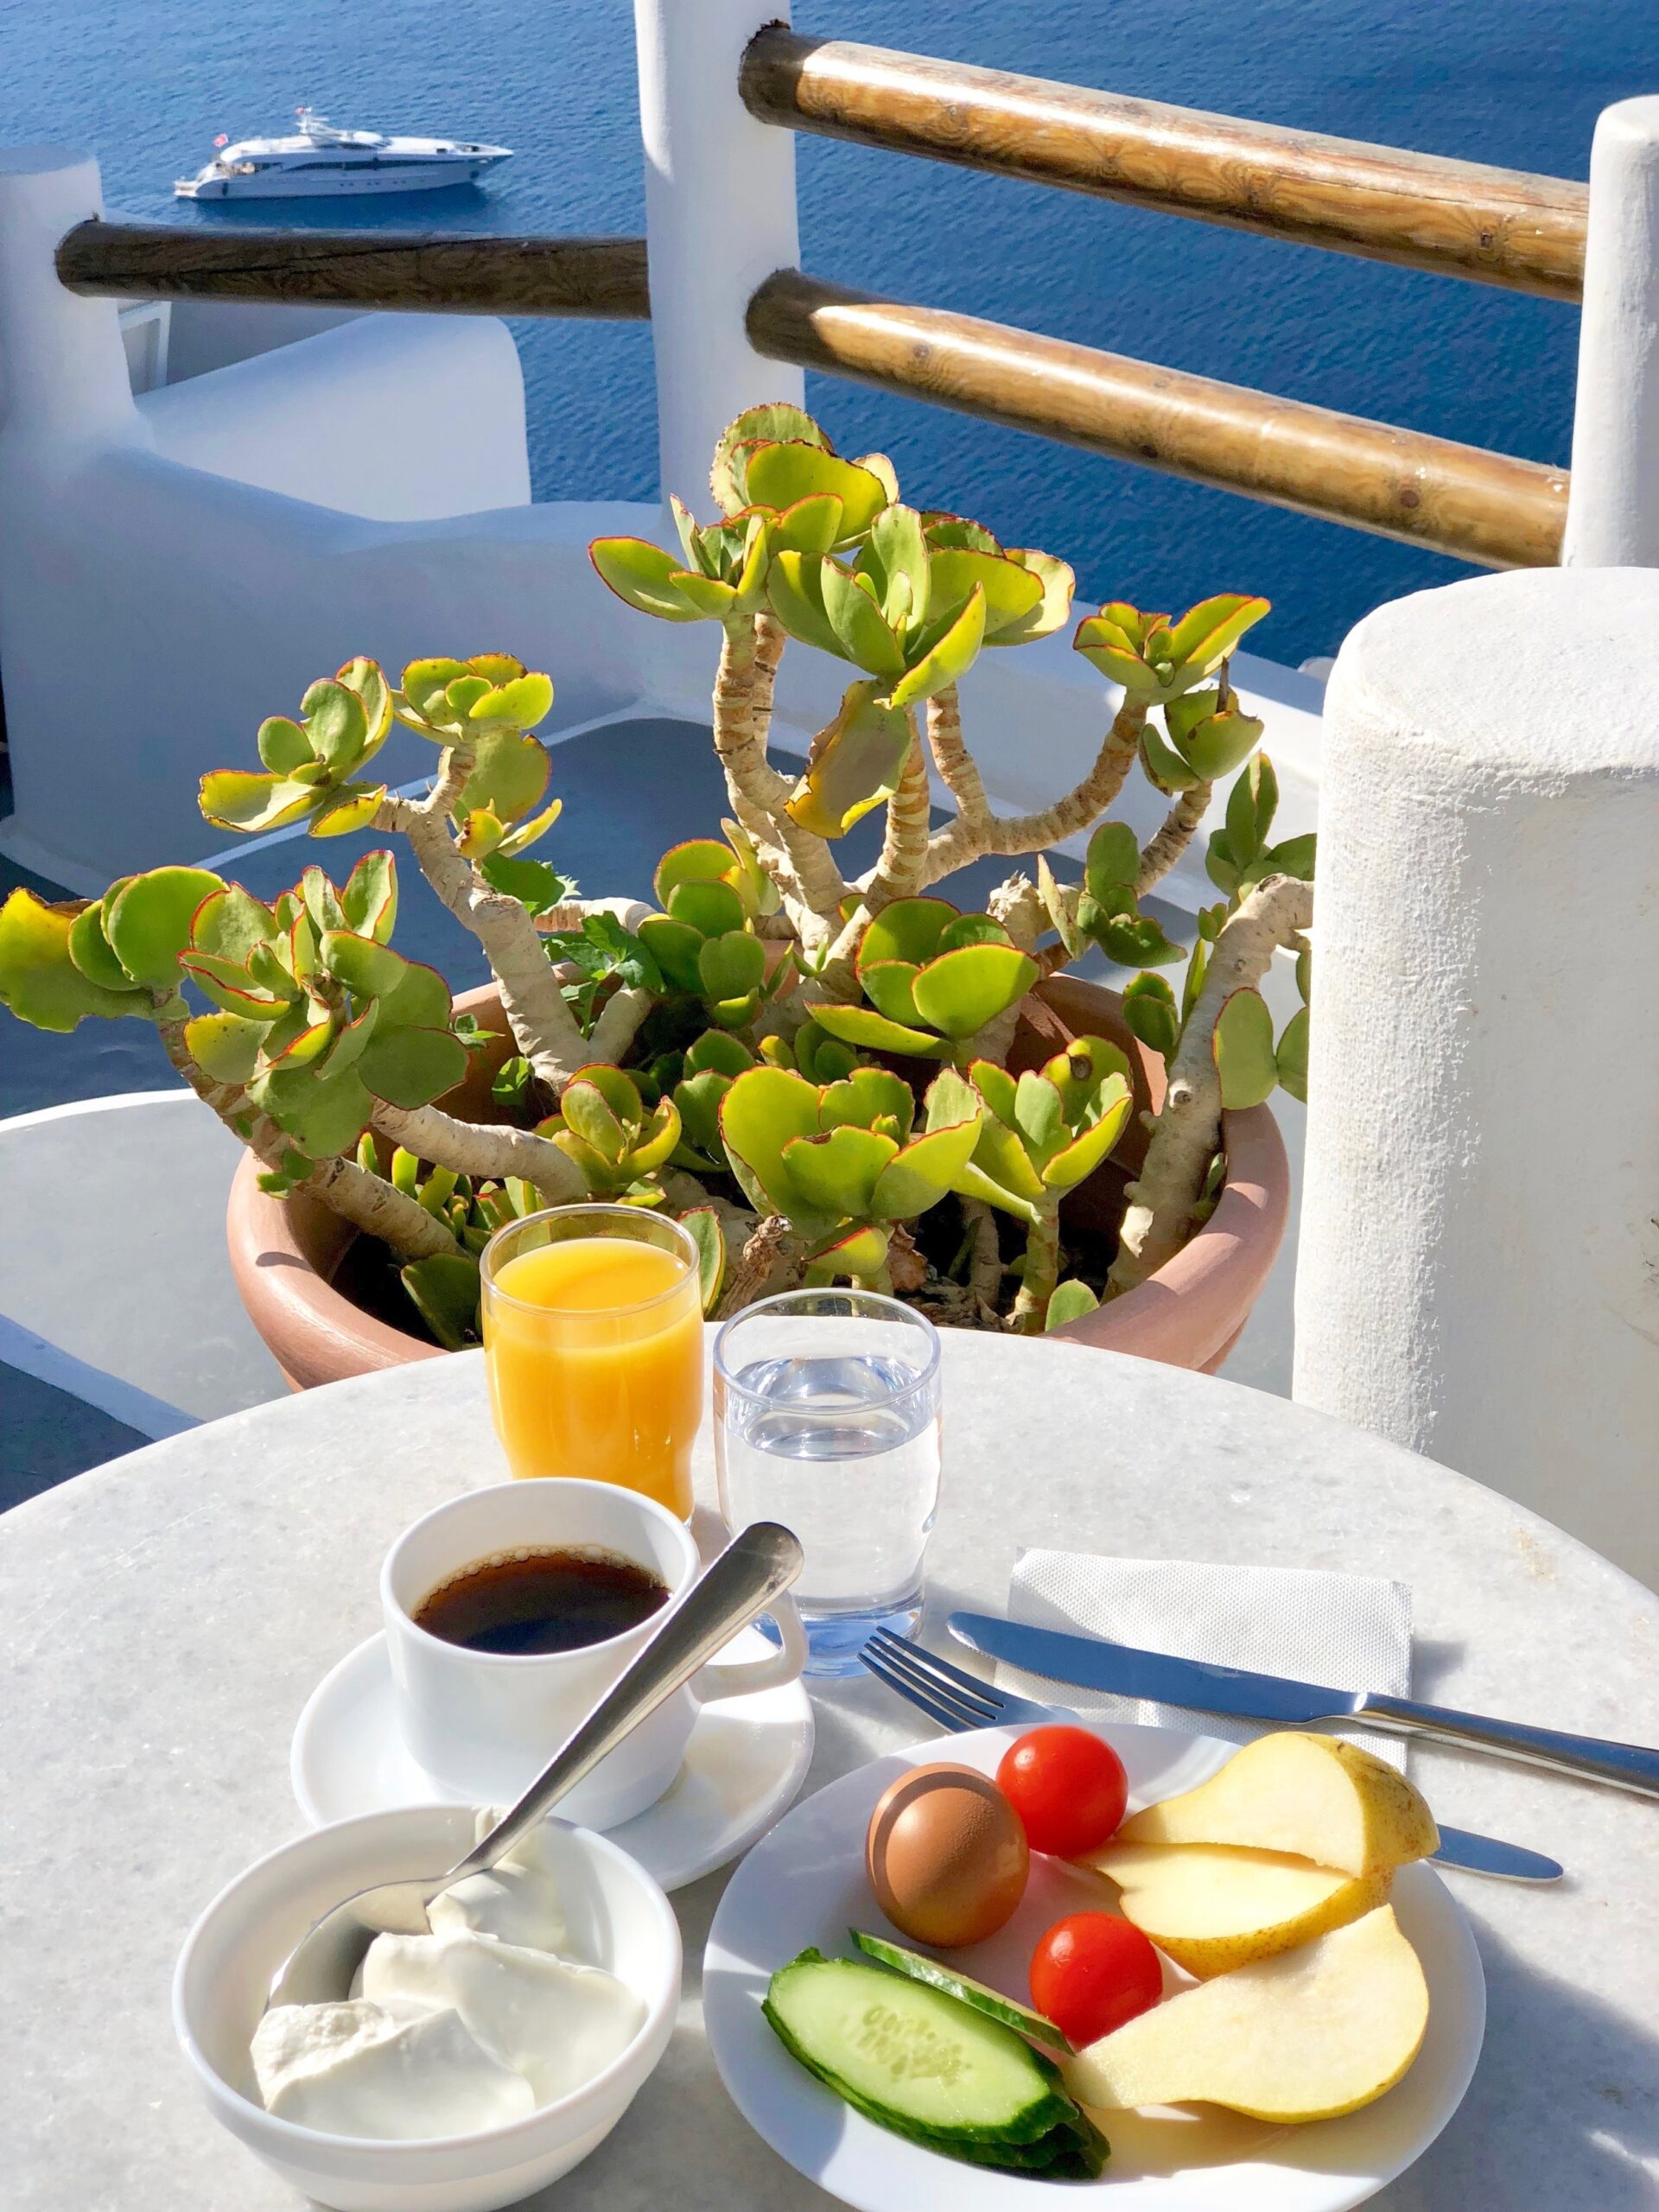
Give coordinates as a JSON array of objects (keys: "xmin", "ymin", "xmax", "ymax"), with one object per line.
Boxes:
[
  {"xmin": 0, "ymin": 146, "xmax": 139, "ymax": 448},
  {"xmin": 633, "ymin": 0, "xmax": 805, "ymax": 516},
  {"xmin": 1293, "ymin": 566, "xmax": 1659, "ymax": 1588},
  {"xmin": 1561, "ymin": 97, "xmax": 1659, "ymax": 567}
]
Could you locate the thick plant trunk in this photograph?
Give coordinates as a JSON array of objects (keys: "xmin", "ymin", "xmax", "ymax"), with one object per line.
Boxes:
[
  {"xmin": 922, "ymin": 697, "xmax": 1147, "ymax": 885},
  {"xmin": 861, "ymin": 716, "xmax": 932, "ymax": 911},
  {"xmin": 304, "ymin": 1154, "xmax": 459, "ymax": 1262},
  {"xmin": 711, "ymin": 619, "xmax": 848, "ymax": 946},
  {"xmin": 924, "ymin": 684, "xmax": 989, "ymax": 829},
  {"xmin": 961, "ymin": 1195, "xmax": 1005, "ymax": 1317},
  {"xmin": 813, "ymin": 715, "xmax": 933, "ymax": 995},
  {"xmin": 1012, "ymin": 1202, "xmax": 1061, "ymax": 1333},
  {"xmin": 715, "ymin": 1211, "xmax": 810, "ymax": 1319},
  {"xmin": 1110, "ymin": 873, "xmax": 1312, "ymax": 1293},
  {"xmin": 1136, "ymin": 781, "xmax": 1214, "ymax": 893},
  {"xmin": 369, "ymin": 1100, "xmax": 584, "ymax": 1205},
  {"xmin": 378, "ymin": 779, "xmax": 589, "ymax": 1094}
]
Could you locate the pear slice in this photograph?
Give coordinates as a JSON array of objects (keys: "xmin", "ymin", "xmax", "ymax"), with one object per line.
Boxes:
[
  {"xmin": 1116, "ymin": 1732, "xmax": 1438, "ymax": 1878},
  {"xmin": 1064, "ymin": 1905, "xmax": 1429, "ymax": 2122},
  {"xmin": 1089, "ymin": 1840, "xmax": 1393, "ymax": 1978}
]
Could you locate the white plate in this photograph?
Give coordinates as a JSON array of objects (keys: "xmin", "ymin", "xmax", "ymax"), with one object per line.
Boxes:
[
  {"xmin": 704, "ymin": 1722, "xmax": 1485, "ymax": 2212},
  {"xmin": 291, "ymin": 1628, "xmax": 814, "ymax": 1891}
]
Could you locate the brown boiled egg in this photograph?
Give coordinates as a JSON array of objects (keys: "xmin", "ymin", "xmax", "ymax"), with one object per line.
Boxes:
[{"xmin": 866, "ymin": 1762, "xmax": 1030, "ymax": 1947}]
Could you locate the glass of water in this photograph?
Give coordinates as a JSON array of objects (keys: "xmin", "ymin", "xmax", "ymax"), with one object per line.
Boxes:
[{"xmin": 713, "ymin": 1289, "xmax": 942, "ymax": 1677}]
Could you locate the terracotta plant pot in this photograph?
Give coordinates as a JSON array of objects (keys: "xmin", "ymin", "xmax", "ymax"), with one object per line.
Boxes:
[
  {"xmin": 1019, "ymin": 974, "xmax": 1288, "ymax": 1373},
  {"xmin": 227, "ymin": 976, "xmax": 1288, "ymax": 1390}
]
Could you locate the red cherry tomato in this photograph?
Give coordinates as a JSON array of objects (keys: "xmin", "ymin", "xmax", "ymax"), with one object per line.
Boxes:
[
  {"xmin": 1030, "ymin": 1913, "xmax": 1163, "ymax": 2048},
  {"xmin": 995, "ymin": 1726, "xmax": 1128, "ymax": 1857}
]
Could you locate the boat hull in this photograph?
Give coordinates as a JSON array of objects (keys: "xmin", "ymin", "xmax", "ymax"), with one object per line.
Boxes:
[{"xmin": 176, "ymin": 161, "xmax": 503, "ymax": 200}]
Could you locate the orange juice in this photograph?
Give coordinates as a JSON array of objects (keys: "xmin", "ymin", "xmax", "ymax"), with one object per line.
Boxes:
[{"xmin": 482, "ymin": 1235, "xmax": 703, "ymax": 1516}]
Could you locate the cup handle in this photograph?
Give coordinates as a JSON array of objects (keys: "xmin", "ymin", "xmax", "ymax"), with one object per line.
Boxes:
[{"xmin": 690, "ymin": 1588, "xmax": 808, "ymax": 1702}]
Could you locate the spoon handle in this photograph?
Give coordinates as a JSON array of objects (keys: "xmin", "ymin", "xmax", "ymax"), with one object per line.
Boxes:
[{"xmin": 442, "ymin": 1521, "xmax": 804, "ymax": 1885}]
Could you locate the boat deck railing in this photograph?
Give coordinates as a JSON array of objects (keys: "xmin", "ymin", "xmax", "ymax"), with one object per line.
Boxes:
[{"xmin": 54, "ymin": 27, "xmax": 1589, "ymax": 568}]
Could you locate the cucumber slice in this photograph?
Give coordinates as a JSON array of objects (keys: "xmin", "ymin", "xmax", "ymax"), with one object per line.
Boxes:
[
  {"xmin": 853, "ymin": 1929, "xmax": 1074, "ymax": 2053},
  {"xmin": 891, "ymin": 2121, "xmax": 1094, "ymax": 2177},
  {"xmin": 1055, "ymin": 2107, "xmax": 1112, "ymax": 2178},
  {"xmin": 812, "ymin": 2078, "xmax": 1085, "ymax": 2172},
  {"xmin": 886, "ymin": 2098, "xmax": 1109, "ymax": 2175},
  {"xmin": 1046, "ymin": 2145, "xmax": 1105, "ymax": 2182},
  {"xmin": 764, "ymin": 1952, "xmax": 1075, "ymax": 2146},
  {"xmin": 939, "ymin": 2116, "xmax": 1108, "ymax": 2177}
]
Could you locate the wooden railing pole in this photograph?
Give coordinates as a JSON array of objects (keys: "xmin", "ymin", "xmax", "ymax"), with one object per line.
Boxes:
[
  {"xmin": 54, "ymin": 220, "xmax": 652, "ymax": 319},
  {"xmin": 747, "ymin": 269, "xmax": 1567, "ymax": 568},
  {"xmin": 741, "ymin": 29, "xmax": 1588, "ymax": 302}
]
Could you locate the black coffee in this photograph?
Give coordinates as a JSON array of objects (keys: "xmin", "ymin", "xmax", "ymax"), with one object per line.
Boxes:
[{"xmin": 413, "ymin": 1546, "xmax": 671, "ymax": 1656}]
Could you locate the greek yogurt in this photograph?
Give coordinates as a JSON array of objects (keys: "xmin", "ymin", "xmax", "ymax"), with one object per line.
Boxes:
[{"xmin": 251, "ymin": 1819, "xmax": 645, "ymax": 2139}]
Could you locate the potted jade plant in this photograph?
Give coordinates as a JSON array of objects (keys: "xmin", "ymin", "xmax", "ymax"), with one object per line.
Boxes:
[{"xmin": 0, "ymin": 404, "xmax": 1311, "ymax": 1387}]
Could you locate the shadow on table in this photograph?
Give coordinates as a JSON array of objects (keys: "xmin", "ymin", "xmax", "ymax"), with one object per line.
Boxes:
[
  {"xmin": 1419, "ymin": 1912, "xmax": 1658, "ymax": 2207},
  {"xmin": 521, "ymin": 2010, "xmax": 841, "ymax": 2212},
  {"xmin": 1409, "ymin": 1636, "xmax": 1470, "ymax": 1700}
]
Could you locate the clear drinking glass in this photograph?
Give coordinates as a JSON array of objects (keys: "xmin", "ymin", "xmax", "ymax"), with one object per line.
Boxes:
[
  {"xmin": 713, "ymin": 1289, "xmax": 942, "ymax": 1676},
  {"xmin": 480, "ymin": 1204, "xmax": 703, "ymax": 1518}
]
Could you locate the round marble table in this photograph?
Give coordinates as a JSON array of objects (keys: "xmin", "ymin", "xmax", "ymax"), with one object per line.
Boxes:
[{"xmin": 3, "ymin": 1339, "xmax": 1656, "ymax": 2210}]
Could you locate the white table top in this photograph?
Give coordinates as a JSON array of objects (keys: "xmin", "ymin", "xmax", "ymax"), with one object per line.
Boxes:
[{"xmin": 3, "ymin": 1339, "xmax": 1656, "ymax": 2209}]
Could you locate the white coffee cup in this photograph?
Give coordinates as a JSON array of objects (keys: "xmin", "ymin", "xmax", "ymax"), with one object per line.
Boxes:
[{"xmin": 383, "ymin": 1480, "xmax": 807, "ymax": 1827}]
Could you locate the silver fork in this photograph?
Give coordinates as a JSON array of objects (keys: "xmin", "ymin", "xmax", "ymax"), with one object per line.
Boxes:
[{"xmin": 858, "ymin": 1627, "xmax": 1564, "ymax": 1884}]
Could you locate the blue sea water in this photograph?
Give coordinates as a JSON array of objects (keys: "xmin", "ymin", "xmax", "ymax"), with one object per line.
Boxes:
[{"xmin": 5, "ymin": 0, "xmax": 1657, "ymax": 663}]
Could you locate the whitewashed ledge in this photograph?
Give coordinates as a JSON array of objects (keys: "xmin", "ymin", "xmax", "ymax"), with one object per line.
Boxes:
[{"xmin": 2, "ymin": 1340, "xmax": 1656, "ymax": 2209}]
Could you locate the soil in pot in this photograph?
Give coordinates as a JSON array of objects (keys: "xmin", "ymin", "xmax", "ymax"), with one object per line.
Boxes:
[{"xmin": 330, "ymin": 1231, "xmax": 453, "ymax": 1349}]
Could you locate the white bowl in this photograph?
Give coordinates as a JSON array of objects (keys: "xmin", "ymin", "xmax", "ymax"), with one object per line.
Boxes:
[{"xmin": 174, "ymin": 1805, "xmax": 681, "ymax": 2212}]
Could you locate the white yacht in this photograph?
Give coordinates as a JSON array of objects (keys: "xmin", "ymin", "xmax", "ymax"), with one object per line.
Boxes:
[{"xmin": 175, "ymin": 109, "xmax": 512, "ymax": 200}]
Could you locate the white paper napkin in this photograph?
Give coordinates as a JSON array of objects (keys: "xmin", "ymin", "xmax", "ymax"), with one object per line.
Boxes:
[{"xmin": 995, "ymin": 1551, "xmax": 1413, "ymax": 1769}]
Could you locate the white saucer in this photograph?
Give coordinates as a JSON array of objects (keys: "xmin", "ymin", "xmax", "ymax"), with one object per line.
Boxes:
[
  {"xmin": 291, "ymin": 1627, "xmax": 815, "ymax": 1891},
  {"xmin": 704, "ymin": 1720, "xmax": 1484, "ymax": 2212}
]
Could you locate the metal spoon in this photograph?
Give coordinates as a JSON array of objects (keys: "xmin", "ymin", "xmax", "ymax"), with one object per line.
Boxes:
[{"xmin": 268, "ymin": 1520, "xmax": 804, "ymax": 2008}]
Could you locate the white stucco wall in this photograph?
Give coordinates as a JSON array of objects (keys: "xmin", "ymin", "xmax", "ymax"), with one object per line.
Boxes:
[
  {"xmin": 1294, "ymin": 566, "xmax": 1659, "ymax": 1586},
  {"xmin": 0, "ymin": 463, "xmax": 676, "ymax": 885},
  {"xmin": 1563, "ymin": 96, "xmax": 1659, "ymax": 567},
  {"xmin": 0, "ymin": 1092, "xmax": 283, "ymax": 1422},
  {"xmin": 634, "ymin": 0, "xmax": 804, "ymax": 514},
  {"xmin": 162, "ymin": 296, "xmax": 359, "ymax": 383},
  {"xmin": 139, "ymin": 312, "xmax": 531, "ymax": 520}
]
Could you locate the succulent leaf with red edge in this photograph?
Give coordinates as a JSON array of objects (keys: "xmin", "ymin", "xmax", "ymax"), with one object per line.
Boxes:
[
  {"xmin": 590, "ymin": 508, "xmax": 772, "ymax": 626},
  {"xmin": 0, "ymin": 887, "xmax": 152, "ymax": 1032},
  {"xmin": 926, "ymin": 1042, "xmax": 1134, "ymax": 1329},
  {"xmin": 638, "ymin": 843, "xmax": 790, "ymax": 1032},
  {"xmin": 394, "ymin": 653, "xmax": 554, "ymax": 743},
  {"xmin": 716, "ymin": 1061, "xmax": 981, "ymax": 1282},
  {"xmin": 201, "ymin": 660, "xmax": 401, "ymax": 838},
  {"xmin": 535, "ymin": 1062, "xmax": 682, "ymax": 1198},
  {"xmin": 1074, "ymin": 594, "xmax": 1270, "ymax": 705},
  {"xmin": 811, "ymin": 898, "xmax": 1039, "ymax": 1060}
]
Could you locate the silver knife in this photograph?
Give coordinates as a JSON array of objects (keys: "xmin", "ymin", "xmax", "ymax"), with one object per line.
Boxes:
[
  {"xmin": 948, "ymin": 1611, "xmax": 1659, "ymax": 1800},
  {"xmin": 942, "ymin": 1615, "xmax": 1591, "ymax": 1883}
]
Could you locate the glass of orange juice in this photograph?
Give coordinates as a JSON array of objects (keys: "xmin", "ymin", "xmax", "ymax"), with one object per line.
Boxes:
[{"xmin": 480, "ymin": 1205, "xmax": 704, "ymax": 1517}]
